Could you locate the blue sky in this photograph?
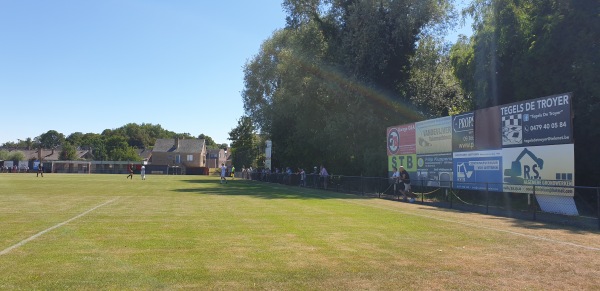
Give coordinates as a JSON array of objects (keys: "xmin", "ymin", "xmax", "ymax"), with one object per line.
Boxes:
[{"xmin": 0, "ymin": 1, "xmax": 471, "ymax": 146}]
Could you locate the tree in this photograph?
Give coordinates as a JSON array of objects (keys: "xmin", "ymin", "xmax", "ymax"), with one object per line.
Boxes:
[
  {"xmin": 105, "ymin": 136, "xmax": 140, "ymax": 161},
  {"xmin": 59, "ymin": 142, "xmax": 78, "ymax": 160},
  {"xmin": 452, "ymin": 0, "xmax": 600, "ymax": 185},
  {"xmin": 243, "ymin": 0, "xmax": 455, "ymax": 175},
  {"xmin": 228, "ymin": 116, "xmax": 258, "ymax": 168},
  {"xmin": 36, "ymin": 130, "xmax": 65, "ymax": 158},
  {"xmin": 407, "ymin": 35, "xmax": 470, "ymax": 117},
  {"xmin": 66, "ymin": 132, "xmax": 84, "ymax": 148},
  {"xmin": 199, "ymin": 134, "xmax": 218, "ymax": 149}
]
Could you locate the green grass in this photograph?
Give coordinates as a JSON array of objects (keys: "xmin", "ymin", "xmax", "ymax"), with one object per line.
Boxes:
[{"xmin": 1, "ymin": 174, "xmax": 599, "ymax": 290}]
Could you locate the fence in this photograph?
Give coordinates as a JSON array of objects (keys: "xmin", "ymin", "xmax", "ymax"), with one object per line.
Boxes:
[{"xmin": 238, "ymin": 171, "xmax": 600, "ymax": 230}]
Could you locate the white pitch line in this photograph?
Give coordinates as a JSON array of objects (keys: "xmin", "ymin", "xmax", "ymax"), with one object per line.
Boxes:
[
  {"xmin": 341, "ymin": 199, "xmax": 600, "ymax": 251},
  {"xmin": 0, "ymin": 198, "xmax": 119, "ymax": 256}
]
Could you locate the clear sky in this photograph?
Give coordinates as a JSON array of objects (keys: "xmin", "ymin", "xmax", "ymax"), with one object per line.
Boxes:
[
  {"xmin": 0, "ymin": 1, "xmax": 471, "ymax": 146},
  {"xmin": 0, "ymin": 1, "xmax": 288, "ymax": 146}
]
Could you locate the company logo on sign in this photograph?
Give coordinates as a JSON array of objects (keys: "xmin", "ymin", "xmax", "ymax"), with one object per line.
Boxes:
[
  {"xmin": 387, "ymin": 128, "xmax": 399, "ymax": 155},
  {"xmin": 453, "ymin": 115, "xmax": 473, "ymax": 133}
]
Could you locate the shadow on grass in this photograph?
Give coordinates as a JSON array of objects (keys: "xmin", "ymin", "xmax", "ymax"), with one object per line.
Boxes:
[
  {"xmin": 174, "ymin": 179, "xmax": 372, "ymax": 201},
  {"xmin": 412, "ymin": 200, "xmax": 599, "ymax": 233},
  {"xmin": 176, "ymin": 178, "xmax": 599, "ymax": 233}
]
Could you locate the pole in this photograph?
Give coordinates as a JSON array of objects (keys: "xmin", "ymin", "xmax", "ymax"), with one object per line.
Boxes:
[
  {"xmin": 532, "ymin": 185, "xmax": 537, "ymax": 221},
  {"xmin": 597, "ymin": 187, "xmax": 600, "ymax": 231},
  {"xmin": 485, "ymin": 182, "xmax": 489, "ymax": 214}
]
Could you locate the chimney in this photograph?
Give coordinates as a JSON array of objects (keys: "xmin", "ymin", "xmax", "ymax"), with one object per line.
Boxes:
[{"xmin": 174, "ymin": 137, "xmax": 179, "ymax": 150}]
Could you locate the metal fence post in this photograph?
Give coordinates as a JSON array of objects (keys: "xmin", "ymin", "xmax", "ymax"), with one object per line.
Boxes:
[
  {"xmin": 597, "ymin": 187, "xmax": 600, "ymax": 231},
  {"xmin": 421, "ymin": 179, "xmax": 424, "ymax": 203},
  {"xmin": 361, "ymin": 175, "xmax": 365, "ymax": 196},
  {"xmin": 485, "ymin": 183, "xmax": 489, "ymax": 214},
  {"xmin": 532, "ymin": 185, "xmax": 537, "ymax": 221}
]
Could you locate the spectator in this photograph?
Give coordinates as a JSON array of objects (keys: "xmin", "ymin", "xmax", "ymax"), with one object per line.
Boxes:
[
  {"xmin": 320, "ymin": 165, "xmax": 329, "ymax": 190},
  {"xmin": 220, "ymin": 163, "xmax": 228, "ymax": 184},
  {"xmin": 299, "ymin": 168, "xmax": 306, "ymax": 187},
  {"xmin": 391, "ymin": 166, "xmax": 400, "ymax": 197},
  {"xmin": 399, "ymin": 166, "xmax": 414, "ymax": 202}
]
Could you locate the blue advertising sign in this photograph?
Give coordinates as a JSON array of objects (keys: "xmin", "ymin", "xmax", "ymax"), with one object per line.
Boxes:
[
  {"xmin": 500, "ymin": 93, "xmax": 572, "ymax": 147},
  {"xmin": 453, "ymin": 150, "xmax": 503, "ymax": 191}
]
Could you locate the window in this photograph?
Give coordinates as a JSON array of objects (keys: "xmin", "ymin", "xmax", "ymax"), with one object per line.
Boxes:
[{"xmin": 187, "ymin": 155, "xmax": 193, "ymax": 162}]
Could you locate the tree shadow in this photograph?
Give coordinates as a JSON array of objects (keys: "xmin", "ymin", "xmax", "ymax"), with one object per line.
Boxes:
[
  {"xmin": 415, "ymin": 200, "xmax": 599, "ymax": 233},
  {"xmin": 174, "ymin": 179, "xmax": 372, "ymax": 201}
]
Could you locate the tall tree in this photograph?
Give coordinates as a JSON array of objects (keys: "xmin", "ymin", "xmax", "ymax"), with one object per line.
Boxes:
[
  {"xmin": 243, "ymin": 0, "xmax": 454, "ymax": 175},
  {"xmin": 36, "ymin": 130, "xmax": 65, "ymax": 157},
  {"xmin": 452, "ymin": 0, "xmax": 600, "ymax": 185},
  {"xmin": 228, "ymin": 116, "xmax": 258, "ymax": 168},
  {"xmin": 59, "ymin": 142, "xmax": 78, "ymax": 160}
]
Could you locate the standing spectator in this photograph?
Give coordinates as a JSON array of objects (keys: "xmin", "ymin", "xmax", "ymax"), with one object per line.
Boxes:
[
  {"xmin": 231, "ymin": 165, "xmax": 236, "ymax": 180},
  {"xmin": 37, "ymin": 163, "xmax": 44, "ymax": 177},
  {"xmin": 391, "ymin": 166, "xmax": 400, "ymax": 197},
  {"xmin": 220, "ymin": 163, "xmax": 228, "ymax": 184},
  {"xmin": 320, "ymin": 165, "xmax": 329, "ymax": 190},
  {"xmin": 141, "ymin": 165, "xmax": 146, "ymax": 180},
  {"xmin": 299, "ymin": 168, "xmax": 306, "ymax": 187},
  {"xmin": 399, "ymin": 166, "xmax": 414, "ymax": 202},
  {"xmin": 126, "ymin": 164, "xmax": 134, "ymax": 179}
]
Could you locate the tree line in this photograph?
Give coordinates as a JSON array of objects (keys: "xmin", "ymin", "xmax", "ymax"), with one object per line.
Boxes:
[
  {"xmin": 230, "ymin": 0, "xmax": 599, "ymax": 186},
  {"xmin": 1, "ymin": 123, "xmax": 227, "ymax": 162}
]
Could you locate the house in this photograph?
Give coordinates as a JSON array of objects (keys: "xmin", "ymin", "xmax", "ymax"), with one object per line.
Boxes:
[
  {"xmin": 136, "ymin": 148, "xmax": 153, "ymax": 164},
  {"xmin": 206, "ymin": 148, "xmax": 228, "ymax": 169},
  {"xmin": 13, "ymin": 149, "xmax": 92, "ymax": 161},
  {"xmin": 151, "ymin": 138, "xmax": 207, "ymax": 168}
]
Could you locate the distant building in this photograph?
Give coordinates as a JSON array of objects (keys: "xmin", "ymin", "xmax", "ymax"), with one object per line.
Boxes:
[
  {"xmin": 151, "ymin": 138, "xmax": 207, "ymax": 168},
  {"xmin": 206, "ymin": 148, "xmax": 228, "ymax": 168}
]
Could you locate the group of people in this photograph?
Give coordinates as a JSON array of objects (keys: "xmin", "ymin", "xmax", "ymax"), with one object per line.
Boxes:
[
  {"xmin": 126, "ymin": 164, "xmax": 146, "ymax": 180},
  {"xmin": 2, "ymin": 165, "xmax": 29, "ymax": 173},
  {"xmin": 391, "ymin": 166, "xmax": 415, "ymax": 202}
]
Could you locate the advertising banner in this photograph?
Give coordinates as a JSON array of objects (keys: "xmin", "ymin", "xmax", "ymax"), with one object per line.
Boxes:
[
  {"xmin": 416, "ymin": 116, "xmax": 452, "ymax": 154},
  {"xmin": 453, "ymin": 150, "xmax": 503, "ymax": 191},
  {"xmin": 452, "ymin": 112, "xmax": 474, "ymax": 152},
  {"xmin": 388, "ymin": 154, "xmax": 417, "ymax": 179},
  {"xmin": 501, "ymin": 93, "xmax": 572, "ymax": 147},
  {"xmin": 388, "ymin": 154, "xmax": 417, "ymax": 171},
  {"xmin": 474, "ymin": 106, "xmax": 502, "ymax": 150},
  {"xmin": 502, "ymin": 144, "xmax": 574, "ymax": 196},
  {"xmin": 416, "ymin": 153, "xmax": 453, "ymax": 187},
  {"xmin": 387, "ymin": 123, "xmax": 416, "ymax": 156}
]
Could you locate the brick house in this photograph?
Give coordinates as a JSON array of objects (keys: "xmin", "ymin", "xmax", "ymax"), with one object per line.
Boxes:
[
  {"xmin": 151, "ymin": 138, "xmax": 207, "ymax": 168},
  {"xmin": 206, "ymin": 148, "xmax": 228, "ymax": 169}
]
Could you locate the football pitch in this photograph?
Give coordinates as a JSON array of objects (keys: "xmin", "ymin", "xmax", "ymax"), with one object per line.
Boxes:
[{"xmin": 1, "ymin": 174, "xmax": 599, "ymax": 290}]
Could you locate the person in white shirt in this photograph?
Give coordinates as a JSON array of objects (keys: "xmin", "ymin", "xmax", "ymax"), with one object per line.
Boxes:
[
  {"xmin": 220, "ymin": 163, "xmax": 228, "ymax": 184},
  {"xmin": 320, "ymin": 165, "xmax": 329, "ymax": 190},
  {"xmin": 141, "ymin": 165, "xmax": 146, "ymax": 180},
  {"xmin": 391, "ymin": 166, "xmax": 400, "ymax": 197}
]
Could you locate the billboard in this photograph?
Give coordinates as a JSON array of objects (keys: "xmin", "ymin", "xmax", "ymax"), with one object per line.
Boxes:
[
  {"xmin": 387, "ymin": 123, "xmax": 416, "ymax": 156},
  {"xmin": 452, "ymin": 112, "xmax": 474, "ymax": 152},
  {"xmin": 386, "ymin": 92, "xmax": 576, "ymax": 214},
  {"xmin": 388, "ymin": 154, "xmax": 417, "ymax": 173},
  {"xmin": 474, "ymin": 106, "xmax": 502, "ymax": 150},
  {"xmin": 415, "ymin": 116, "xmax": 452, "ymax": 154},
  {"xmin": 453, "ymin": 150, "xmax": 503, "ymax": 191},
  {"xmin": 416, "ymin": 153, "xmax": 453, "ymax": 187},
  {"xmin": 501, "ymin": 144, "xmax": 574, "ymax": 195},
  {"xmin": 500, "ymin": 93, "xmax": 572, "ymax": 147}
]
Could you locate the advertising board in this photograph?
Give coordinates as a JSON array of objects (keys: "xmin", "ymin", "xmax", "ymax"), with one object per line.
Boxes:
[{"xmin": 453, "ymin": 150, "xmax": 503, "ymax": 191}]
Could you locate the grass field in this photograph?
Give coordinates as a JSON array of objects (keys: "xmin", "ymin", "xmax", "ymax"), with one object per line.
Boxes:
[{"xmin": 1, "ymin": 174, "xmax": 599, "ymax": 290}]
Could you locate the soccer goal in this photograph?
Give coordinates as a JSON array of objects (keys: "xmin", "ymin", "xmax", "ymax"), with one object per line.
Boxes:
[{"xmin": 46, "ymin": 161, "xmax": 92, "ymax": 174}]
